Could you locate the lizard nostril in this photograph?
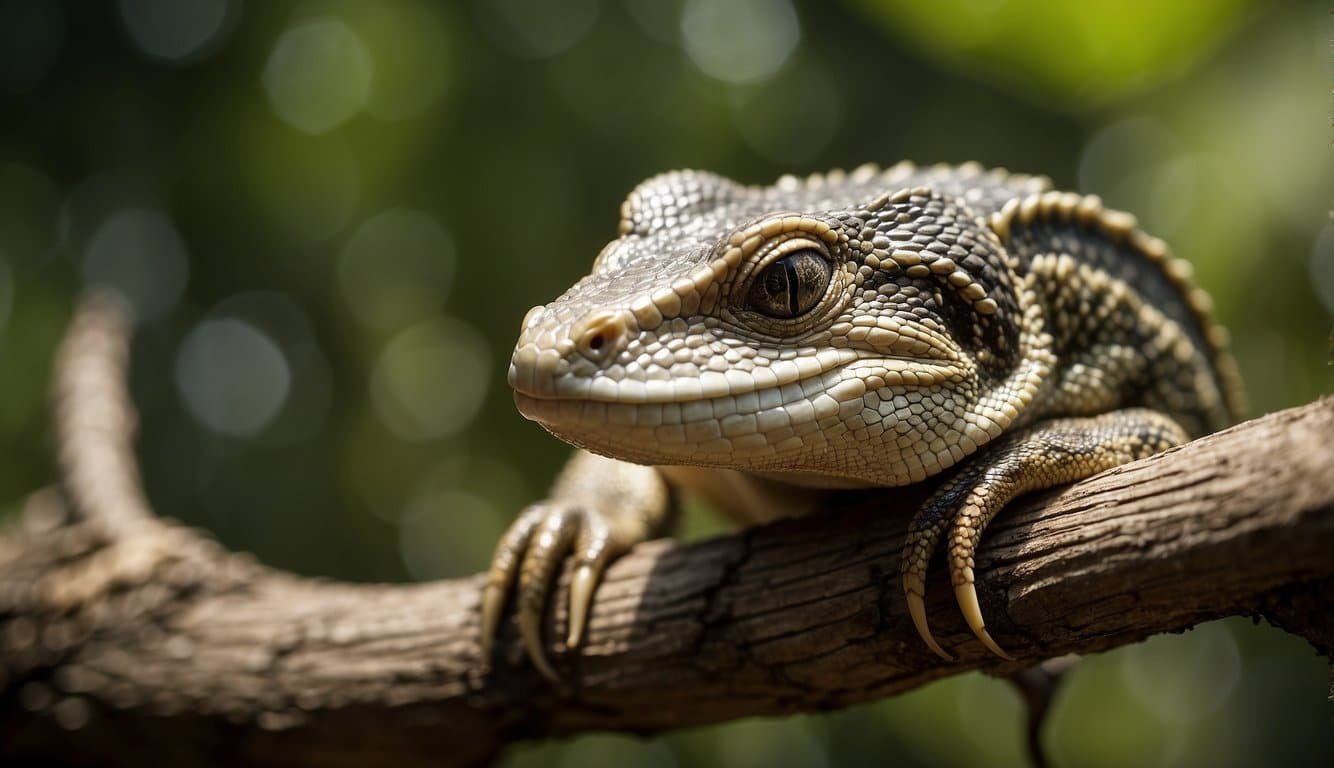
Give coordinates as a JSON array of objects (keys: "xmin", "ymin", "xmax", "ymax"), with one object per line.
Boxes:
[{"xmin": 571, "ymin": 310, "xmax": 629, "ymax": 363}]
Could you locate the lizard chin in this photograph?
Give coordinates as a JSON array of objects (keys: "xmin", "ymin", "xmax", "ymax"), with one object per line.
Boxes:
[
  {"xmin": 512, "ymin": 390, "xmax": 650, "ymax": 446},
  {"xmin": 510, "ymin": 390, "xmax": 563, "ymax": 426},
  {"xmin": 511, "ymin": 390, "xmax": 674, "ymax": 467}
]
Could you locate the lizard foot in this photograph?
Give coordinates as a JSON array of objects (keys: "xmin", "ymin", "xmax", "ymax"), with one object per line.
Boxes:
[
  {"xmin": 901, "ymin": 475, "xmax": 1013, "ymax": 662},
  {"xmin": 481, "ymin": 499, "xmax": 628, "ymax": 680},
  {"xmin": 901, "ymin": 410, "xmax": 1188, "ymax": 661},
  {"xmin": 480, "ymin": 452, "xmax": 670, "ymax": 681}
]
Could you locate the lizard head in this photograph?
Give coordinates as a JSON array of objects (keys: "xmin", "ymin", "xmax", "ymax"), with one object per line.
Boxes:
[{"xmin": 509, "ymin": 164, "xmax": 1048, "ymax": 487}]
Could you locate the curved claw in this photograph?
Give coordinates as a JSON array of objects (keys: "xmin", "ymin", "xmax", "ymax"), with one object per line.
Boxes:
[
  {"xmin": 897, "ymin": 412, "xmax": 1180, "ymax": 662},
  {"xmin": 905, "ymin": 576, "xmax": 954, "ymax": 661},
  {"xmin": 515, "ymin": 510, "xmax": 579, "ymax": 681},
  {"xmin": 901, "ymin": 498, "xmax": 956, "ymax": 661},
  {"xmin": 955, "ymin": 581, "xmax": 1015, "ymax": 661},
  {"xmin": 481, "ymin": 507, "xmax": 544, "ymax": 660},
  {"xmin": 518, "ymin": 597, "xmax": 561, "ymax": 681},
  {"xmin": 566, "ymin": 514, "xmax": 617, "ymax": 649},
  {"xmin": 566, "ymin": 564, "xmax": 596, "ymax": 648}
]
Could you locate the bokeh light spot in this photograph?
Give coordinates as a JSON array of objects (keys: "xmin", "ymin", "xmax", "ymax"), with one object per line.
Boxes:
[
  {"xmin": 680, "ymin": 0, "xmax": 800, "ymax": 85},
  {"xmin": 339, "ymin": 209, "xmax": 456, "ymax": 329},
  {"xmin": 82, "ymin": 208, "xmax": 189, "ymax": 322},
  {"xmin": 58, "ymin": 169, "xmax": 161, "ymax": 252},
  {"xmin": 1120, "ymin": 621, "xmax": 1241, "ymax": 725},
  {"xmin": 208, "ymin": 291, "xmax": 335, "ymax": 445},
  {"xmin": 262, "ymin": 18, "xmax": 373, "ymax": 135},
  {"xmin": 370, "ymin": 317, "xmax": 489, "ymax": 441},
  {"xmin": 118, "ymin": 0, "xmax": 235, "ymax": 64},
  {"xmin": 176, "ymin": 318, "xmax": 292, "ymax": 437}
]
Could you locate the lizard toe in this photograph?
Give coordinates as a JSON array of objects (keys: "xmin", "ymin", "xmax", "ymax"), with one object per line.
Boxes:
[
  {"xmin": 565, "ymin": 513, "xmax": 616, "ymax": 648},
  {"xmin": 481, "ymin": 504, "xmax": 547, "ymax": 659},
  {"xmin": 481, "ymin": 456, "xmax": 669, "ymax": 682},
  {"xmin": 901, "ymin": 498, "xmax": 957, "ymax": 660},
  {"xmin": 515, "ymin": 504, "xmax": 580, "ymax": 680},
  {"xmin": 948, "ymin": 505, "xmax": 1016, "ymax": 660}
]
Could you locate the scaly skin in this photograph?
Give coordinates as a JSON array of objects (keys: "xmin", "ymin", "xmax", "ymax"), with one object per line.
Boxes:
[{"xmin": 483, "ymin": 161, "xmax": 1242, "ymax": 677}]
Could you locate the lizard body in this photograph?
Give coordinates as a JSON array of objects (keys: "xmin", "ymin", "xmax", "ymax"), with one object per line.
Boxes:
[{"xmin": 483, "ymin": 161, "xmax": 1242, "ymax": 677}]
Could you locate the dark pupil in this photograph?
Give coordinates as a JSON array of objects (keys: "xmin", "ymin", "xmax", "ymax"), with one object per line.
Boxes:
[
  {"xmin": 748, "ymin": 249, "xmax": 828, "ymax": 319},
  {"xmin": 763, "ymin": 265, "xmax": 792, "ymax": 310}
]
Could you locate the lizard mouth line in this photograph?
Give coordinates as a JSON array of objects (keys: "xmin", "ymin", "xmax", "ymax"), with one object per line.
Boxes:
[
  {"xmin": 508, "ymin": 354, "xmax": 962, "ymax": 407},
  {"xmin": 511, "ymin": 357, "xmax": 966, "ymax": 433}
]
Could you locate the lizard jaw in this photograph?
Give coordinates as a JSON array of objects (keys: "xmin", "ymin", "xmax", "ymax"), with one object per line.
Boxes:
[{"xmin": 510, "ymin": 357, "xmax": 976, "ymax": 488}]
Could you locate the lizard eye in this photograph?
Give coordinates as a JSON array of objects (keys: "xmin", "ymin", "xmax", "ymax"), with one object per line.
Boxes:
[{"xmin": 746, "ymin": 249, "xmax": 831, "ymax": 319}]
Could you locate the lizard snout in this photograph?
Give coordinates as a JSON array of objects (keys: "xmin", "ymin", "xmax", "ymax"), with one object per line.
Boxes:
[{"xmin": 508, "ymin": 306, "xmax": 635, "ymax": 400}]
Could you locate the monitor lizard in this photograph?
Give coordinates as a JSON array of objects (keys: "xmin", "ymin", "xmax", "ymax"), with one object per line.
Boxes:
[{"xmin": 481, "ymin": 161, "xmax": 1244, "ymax": 679}]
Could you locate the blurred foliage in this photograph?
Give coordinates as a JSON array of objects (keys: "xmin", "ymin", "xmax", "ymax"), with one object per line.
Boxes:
[
  {"xmin": 848, "ymin": 0, "xmax": 1253, "ymax": 109},
  {"xmin": 0, "ymin": 0, "xmax": 1331, "ymax": 766}
]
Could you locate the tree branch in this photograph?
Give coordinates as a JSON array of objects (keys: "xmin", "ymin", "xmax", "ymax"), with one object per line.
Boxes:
[{"xmin": 2, "ymin": 294, "xmax": 1332, "ymax": 767}]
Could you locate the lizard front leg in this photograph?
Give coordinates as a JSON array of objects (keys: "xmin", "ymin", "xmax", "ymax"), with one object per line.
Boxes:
[
  {"xmin": 481, "ymin": 450, "xmax": 672, "ymax": 679},
  {"xmin": 901, "ymin": 408, "xmax": 1189, "ymax": 660}
]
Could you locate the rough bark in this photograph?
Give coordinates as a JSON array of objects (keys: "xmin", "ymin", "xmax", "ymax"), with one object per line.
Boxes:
[{"xmin": 1, "ymin": 294, "xmax": 1331, "ymax": 767}]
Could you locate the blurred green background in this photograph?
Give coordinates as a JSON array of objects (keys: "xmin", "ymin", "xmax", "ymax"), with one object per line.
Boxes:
[{"xmin": 1, "ymin": 0, "xmax": 1332, "ymax": 765}]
